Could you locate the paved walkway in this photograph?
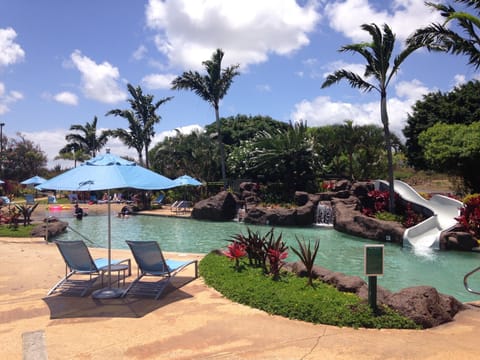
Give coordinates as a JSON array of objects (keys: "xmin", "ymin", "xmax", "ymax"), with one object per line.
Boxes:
[{"xmin": 1, "ymin": 237, "xmax": 480, "ymax": 359}]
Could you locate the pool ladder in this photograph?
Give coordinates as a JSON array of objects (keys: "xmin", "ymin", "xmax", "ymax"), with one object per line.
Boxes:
[{"xmin": 464, "ymin": 266, "xmax": 480, "ymax": 295}]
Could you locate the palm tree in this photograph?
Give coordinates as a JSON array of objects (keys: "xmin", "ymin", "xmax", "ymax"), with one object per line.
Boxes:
[
  {"xmin": 407, "ymin": 1, "xmax": 480, "ymax": 69},
  {"xmin": 321, "ymin": 23, "xmax": 421, "ymax": 212},
  {"xmin": 171, "ymin": 49, "xmax": 240, "ymax": 185},
  {"xmin": 61, "ymin": 116, "xmax": 109, "ymax": 162},
  {"xmin": 107, "ymin": 84, "xmax": 172, "ymax": 168}
]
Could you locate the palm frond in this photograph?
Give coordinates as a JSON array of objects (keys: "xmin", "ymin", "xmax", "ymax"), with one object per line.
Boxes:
[{"xmin": 321, "ymin": 69, "xmax": 375, "ymax": 92}]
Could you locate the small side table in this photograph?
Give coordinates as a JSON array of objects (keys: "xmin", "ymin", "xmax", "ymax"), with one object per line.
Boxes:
[{"xmin": 100, "ymin": 264, "xmax": 129, "ymax": 288}]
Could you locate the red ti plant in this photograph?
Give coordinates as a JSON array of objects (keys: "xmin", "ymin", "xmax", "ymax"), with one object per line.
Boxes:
[
  {"xmin": 456, "ymin": 194, "xmax": 480, "ymax": 239},
  {"xmin": 263, "ymin": 230, "xmax": 288, "ymax": 279},
  {"xmin": 223, "ymin": 241, "xmax": 247, "ymax": 270}
]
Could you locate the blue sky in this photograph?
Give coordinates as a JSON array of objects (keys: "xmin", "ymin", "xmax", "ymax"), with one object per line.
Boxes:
[{"xmin": 0, "ymin": 0, "xmax": 478, "ymax": 168}]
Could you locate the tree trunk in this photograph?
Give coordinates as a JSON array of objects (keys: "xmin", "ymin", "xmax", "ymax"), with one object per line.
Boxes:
[
  {"xmin": 215, "ymin": 106, "xmax": 227, "ymax": 187},
  {"xmin": 381, "ymin": 92, "xmax": 395, "ymax": 213}
]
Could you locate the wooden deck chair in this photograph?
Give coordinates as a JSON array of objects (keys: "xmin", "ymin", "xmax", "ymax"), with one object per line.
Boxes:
[
  {"xmin": 48, "ymin": 240, "xmax": 131, "ymax": 297},
  {"xmin": 122, "ymin": 240, "xmax": 198, "ymax": 300}
]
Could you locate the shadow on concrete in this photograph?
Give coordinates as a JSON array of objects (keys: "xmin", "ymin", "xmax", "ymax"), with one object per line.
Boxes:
[{"xmin": 43, "ymin": 280, "xmax": 193, "ymax": 319}]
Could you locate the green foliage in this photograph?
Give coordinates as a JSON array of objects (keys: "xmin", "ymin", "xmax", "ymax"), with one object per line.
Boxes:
[
  {"xmin": 199, "ymin": 252, "xmax": 419, "ymax": 329},
  {"xmin": 14, "ymin": 202, "xmax": 39, "ymax": 226},
  {"xmin": 0, "ymin": 224, "xmax": 35, "ymax": 237},
  {"xmin": 1, "ymin": 134, "xmax": 48, "ymax": 182},
  {"xmin": 419, "ymin": 121, "xmax": 480, "ymax": 192},
  {"xmin": 290, "ymin": 237, "xmax": 320, "ymax": 287},
  {"xmin": 375, "ymin": 211, "xmax": 403, "ymax": 222},
  {"xmin": 245, "ymin": 121, "xmax": 319, "ymax": 195},
  {"xmin": 403, "ymin": 81, "xmax": 480, "ymax": 170}
]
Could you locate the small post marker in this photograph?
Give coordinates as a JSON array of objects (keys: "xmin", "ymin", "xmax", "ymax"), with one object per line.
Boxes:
[{"xmin": 364, "ymin": 244, "xmax": 384, "ymax": 312}]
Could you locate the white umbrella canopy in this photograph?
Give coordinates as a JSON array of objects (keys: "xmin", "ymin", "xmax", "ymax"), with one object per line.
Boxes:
[{"xmin": 37, "ymin": 150, "xmax": 176, "ymax": 298}]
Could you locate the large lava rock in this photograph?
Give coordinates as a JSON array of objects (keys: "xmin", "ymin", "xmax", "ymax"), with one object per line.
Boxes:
[
  {"xmin": 384, "ymin": 286, "xmax": 465, "ymax": 328},
  {"xmin": 30, "ymin": 218, "xmax": 68, "ymax": 239},
  {"xmin": 333, "ymin": 196, "xmax": 405, "ymax": 244},
  {"xmin": 244, "ymin": 201, "xmax": 315, "ymax": 226},
  {"xmin": 191, "ymin": 191, "xmax": 237, "ymax": 221}
]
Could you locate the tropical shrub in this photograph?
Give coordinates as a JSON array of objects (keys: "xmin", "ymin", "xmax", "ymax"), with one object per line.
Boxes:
[
  {"xmin": 227, "ymin": 227, "xmax": 288, "ymax": 277},
  {"xmin": 362, "ymin": 190, "xmax": 424, "ymax": 227},
  {"xmin": 291, "ymin": 237, "xmax": 320, "ymax": 287},
  {"xmin": 456, "ymin": 194, "xmax": 480, "ymax": 239},
  {"xmin": 223, "ymin": 241, "xmax": 247, "ymax": 270}
]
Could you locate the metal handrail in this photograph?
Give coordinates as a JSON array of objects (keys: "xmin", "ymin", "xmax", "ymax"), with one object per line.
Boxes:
[{"xmin": 464, "ymin": 266, "xmax": 480, "ymax": 295}]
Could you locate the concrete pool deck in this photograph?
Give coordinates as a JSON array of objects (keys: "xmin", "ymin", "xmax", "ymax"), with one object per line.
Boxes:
[{"xmin": 1, "ymin": 236, "xmax": 480, "ymax": 359}]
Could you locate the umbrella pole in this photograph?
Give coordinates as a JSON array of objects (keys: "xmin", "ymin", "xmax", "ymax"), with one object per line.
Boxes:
[{"xmin": 92, "ymin": 189, "xmax": 124, "ymax": 299}]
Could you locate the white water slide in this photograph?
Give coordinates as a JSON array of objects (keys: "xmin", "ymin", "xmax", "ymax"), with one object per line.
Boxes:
[{"xmin": 375, "ymin": 180, "xmax": 463, "ymax": 250}]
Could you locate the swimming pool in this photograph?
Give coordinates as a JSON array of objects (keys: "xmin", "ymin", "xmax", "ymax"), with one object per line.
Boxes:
[{"xmin": 56, "ymin": 214, "xmax": 480, "ymax": 302}]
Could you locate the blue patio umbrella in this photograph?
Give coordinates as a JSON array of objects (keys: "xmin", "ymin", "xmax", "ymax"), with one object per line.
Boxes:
[
  {"xmin": 37, "ymin": 149, "xmax": 176, "ymax": 298},
  {"xmin": 172, "ymin": 175, "xmax": 202, "ymax": 187},
  {"xmin": 21, "ymin": 175, "xmax": 47, "ymax": 186},
  {"xmin": 172, "ymin": 175, "xmax": 202, "ymax": 202}
]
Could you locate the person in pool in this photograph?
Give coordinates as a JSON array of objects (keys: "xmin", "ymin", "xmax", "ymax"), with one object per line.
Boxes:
[
  {"xmin": 117, "ymin": 205, "xmax": 131, "ymax": 218},
  {"xmin": 74, "ymin": 203, "xmax": 88, "ymax": 220}
]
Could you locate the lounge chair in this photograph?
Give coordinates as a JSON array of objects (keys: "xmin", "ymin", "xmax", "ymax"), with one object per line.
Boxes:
[
  {"xmin": 68, "ymin": 193, "xmax": 79, "ymax": 203},
  {"xmin": 25, "ymin": 194, "xmax": 35, "ymax": 205},
  {"xmin": 171, "ymin": 200, "xmax": 191, "ymax": 214},
  {"xmin": 122, "ymin": 240, "xmax": 198, "ymax": 300},
  {"xmin": 47, "ymin": 240, "xmax": 131, "ymax": 297},
  {"xmin": 152, "ymin": 194, "xmax": 165, "ymax": 206}
]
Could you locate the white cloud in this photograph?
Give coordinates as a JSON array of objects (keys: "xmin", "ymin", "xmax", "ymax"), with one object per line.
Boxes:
[
  {"xmin": 324, "ymin": 0, "xmax": 443, "ymax": 42},
  {"xmin": 0, "ymin": 82, "xmax": 23, "ymax": 115},
  {"xmin": 70, "ymin": 50, "xmax": 126, "ymax": 104},
  {"xmin": 54, "ymin": 91, "xmax": 78, "ymax": 106},
  {"xmin": 145, "ymin": 0, "xmax": 321, "ymax": 70},
  {"xmin": 132, "ymin": 45, "xmax": 148, "ymax": 61},
  {"xmin": 142, "ymin": 73, "xmax": 177, "ymax": 89},
  {"xmin": 0, "ymin": 27, "xmax": 25, "ymax": 67},
  {"xmin": 291, "ymin": 78, "xmax": 433, "ymax": 140}
]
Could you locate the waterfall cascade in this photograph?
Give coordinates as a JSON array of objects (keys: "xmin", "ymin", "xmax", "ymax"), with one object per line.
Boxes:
[{"xmin": 315, "ymin": 203, "xmax": 334, "ymax": 227}]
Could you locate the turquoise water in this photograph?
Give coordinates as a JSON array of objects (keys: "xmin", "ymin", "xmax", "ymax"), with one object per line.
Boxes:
[{"xmin": 56, "ymin": 214, "xmax": 480, "ymax": 302}]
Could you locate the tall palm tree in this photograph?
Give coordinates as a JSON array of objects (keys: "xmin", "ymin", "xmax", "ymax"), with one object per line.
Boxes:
[
  {"xmin": 321, "ymin": 23, "xmax": 421, "ymax": 212},
  {"xmin": 107, "ymin": 84, "xmax": 172, "ymax": 168},
  {"xmin": 407, "ymin": 1, "xmax": 480, "ymax": 69},
  {"xmin": 171, "ymin": 48, "xmax": 240, "ymax": 185},
  {"xmin": 61, "ymin": 116, "xmax": 109, "ymax": 162}
]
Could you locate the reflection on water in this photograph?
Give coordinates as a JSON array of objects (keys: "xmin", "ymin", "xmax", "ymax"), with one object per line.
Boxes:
[{"xmin": 56, "ymin": 214, "xmax": 480, "ymax": 302}]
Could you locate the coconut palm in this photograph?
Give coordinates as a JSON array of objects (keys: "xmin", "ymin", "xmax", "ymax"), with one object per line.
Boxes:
[
  {"xmin": 321, "ymin": 23, "xmax": 421, "ymax": 212},
  {"xmin": 107, "ymin": 84, "xmax": 173, "ymax": 168},
  {"xmin": 171, "ymin": 49, "xmax": 240, "ymax": 185},
  {"xmin": 407, "ymin": 1, "xmax": 480, "ymax": 69},
  {"xmin": 61, "ymin": 116, "xmax": 109, "ymax": 161}
]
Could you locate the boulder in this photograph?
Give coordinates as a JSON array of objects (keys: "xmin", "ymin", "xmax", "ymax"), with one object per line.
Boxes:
[
  {"xmin": 244, "ymin": 202, "xmax": 315, "ymax": 227},
  {"xmin": 440, "ymin": 230, "xmax": 478, "ymax": 251},
  {"xmin": 30, "ymin": 218, "xmax": 68, "ymax": 239},
  {"xmin": 333, "ymin": 197, "xmax": 404, "ymax": 244},
  {"xmin": 384, "ymin": 286, "xmax": 465, "ymax": 328},
  {"xmin": 191, "ymin": 191, "xmax": 238, "ymax": 221}
]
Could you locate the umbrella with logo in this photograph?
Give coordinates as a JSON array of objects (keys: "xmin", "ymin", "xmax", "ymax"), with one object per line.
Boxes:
[{"xmin": 37, "ymin": 149, "xmax": 176, "ymax": 298}]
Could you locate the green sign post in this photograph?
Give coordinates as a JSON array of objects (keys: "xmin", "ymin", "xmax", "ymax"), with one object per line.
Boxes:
[{"xmin": 364, "ymin": 244, "xmax": 384, "ymax": 312}]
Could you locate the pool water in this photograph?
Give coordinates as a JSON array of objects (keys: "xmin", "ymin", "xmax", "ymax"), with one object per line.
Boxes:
[{"xmin": 56, "ymin": 214, "xmax": 480, "ymax": 302}]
